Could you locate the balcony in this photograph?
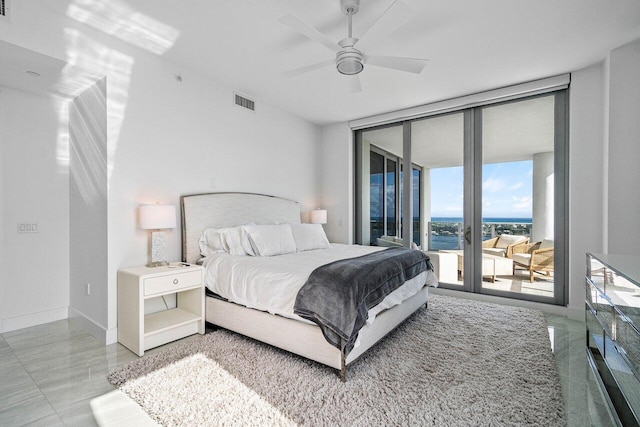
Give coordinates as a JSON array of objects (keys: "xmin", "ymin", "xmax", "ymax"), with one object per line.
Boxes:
[{"xmin": 425, "ymin": 219, "xmax": 553, "ymax": 297}]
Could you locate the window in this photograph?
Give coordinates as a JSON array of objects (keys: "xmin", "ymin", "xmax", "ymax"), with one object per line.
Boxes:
[{"xmin": 355, "ymin": 88, "xmax": 568, "ymax": 306}]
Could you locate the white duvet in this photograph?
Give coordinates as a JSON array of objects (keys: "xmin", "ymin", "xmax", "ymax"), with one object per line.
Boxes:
[{"xmin": 202, "ymin": 243, "xmax": 438, "ymax": 325}]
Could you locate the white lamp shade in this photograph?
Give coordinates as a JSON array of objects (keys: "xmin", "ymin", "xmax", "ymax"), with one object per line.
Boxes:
[
  {"xmin": 310, "ymin": 209, "xmax": 327, "ymax": 224},
  {"xmin": 139, "ymin": 204, "xmax": 176, "ymax": 230}
]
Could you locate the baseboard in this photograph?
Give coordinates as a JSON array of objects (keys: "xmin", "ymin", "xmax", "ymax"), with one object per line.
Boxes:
[
  {"xmin": 431, "ymin": 287, "xmax": 581, "ymax": 319},
  {"xmin": 1, "ymin": 306, "xmax": 69, "ymax": 333},
  {"xmin": 68, "ymin": 306, "xmax": 118, "ymax": 345}
]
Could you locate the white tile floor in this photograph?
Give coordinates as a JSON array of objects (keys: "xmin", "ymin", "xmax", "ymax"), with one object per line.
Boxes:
[{"xmin": 0, "ymin": 308, "xmax": 615, "ymax": 426}]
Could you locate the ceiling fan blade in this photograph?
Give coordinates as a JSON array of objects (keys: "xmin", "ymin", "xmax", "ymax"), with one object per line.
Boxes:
[
  {"xmin": 283, "ymin": 59, "xmax": 334, "ymax": 77},
  {"xmin": 365, "ymin": 55, "xmax": 428, "ymax": 74},
  {"xmin": 279, "ymin": 15, "xmax": 339, "ymax": 53},
  {"xmin": 347, "ymin": 75, "xmax": 362, "ymax": 93},
  {"xmin": 356, "ymin": 0, "xmax": 412, "ymax": 50}
]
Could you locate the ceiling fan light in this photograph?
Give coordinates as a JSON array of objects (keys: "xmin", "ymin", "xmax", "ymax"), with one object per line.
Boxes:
[
  {"xmin": 337, "ymin": 58, "xmax": 363, "ymax": 75},
  {"xmin": 336, "ymin": 49, "xmax": 364, "ymax": 75}
]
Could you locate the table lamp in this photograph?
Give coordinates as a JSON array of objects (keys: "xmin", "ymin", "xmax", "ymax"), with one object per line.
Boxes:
[
  {"xmin": 310, "ymin": 209, "xmax": 327, "ymax": 225},
  {"xmin": 139, "ymin": 204, "xmax": 176, "ymax": 267}
]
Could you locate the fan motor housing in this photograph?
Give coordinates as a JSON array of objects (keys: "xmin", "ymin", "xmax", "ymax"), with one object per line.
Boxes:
[
  {"xmin": 341, "ymin": 0, "xmax": 360, "ymax": 15},
  {"xmin": 336, "ymin": 47, "xmax": 364, "ymax": 75}
]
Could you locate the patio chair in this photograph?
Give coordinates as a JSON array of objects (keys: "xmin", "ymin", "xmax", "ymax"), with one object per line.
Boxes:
[
  {"xmin": 376, "ymin": 235, "xmax": 403, "ymax": 247},
  {"xmin": 511, "ymin": 239, "xmax": 554, "ymax": 282},
  {"xmin": 482, "ymin": 234, "xmax": 530, "ymax": 258}
]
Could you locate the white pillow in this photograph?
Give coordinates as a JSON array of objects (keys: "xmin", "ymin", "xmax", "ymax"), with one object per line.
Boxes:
[
  {"xmin": 290, "ymin": 224, "xmax": 330, "ymax": 251},
  {"xmin": 244, "ymin": 224, "xmax": 297, "ymax": 257},
  {"xmin": 198, "ymin": 228, "xmax": 226, "ymax": 257},
  {"xmin": 219, "ymin": 226, "xmax": 250, "ymax": 256},
  {"xmin": 240, "ymin": 227, "xmax": 256, "ymax": 256}
]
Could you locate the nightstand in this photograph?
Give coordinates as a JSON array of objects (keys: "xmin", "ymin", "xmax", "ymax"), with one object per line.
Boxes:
[{"xmin": 117, "ymin": 263, "xmax": 204, "ymax": 356}]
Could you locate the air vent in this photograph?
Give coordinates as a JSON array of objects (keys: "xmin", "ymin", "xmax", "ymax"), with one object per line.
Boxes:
[
  {"xmin": 0, "ymin": 0, "xmax": 8, "ymax": 18},
  {"xmin": 234, "ymin": 93, "xmax": 255, "ymax": 112}
]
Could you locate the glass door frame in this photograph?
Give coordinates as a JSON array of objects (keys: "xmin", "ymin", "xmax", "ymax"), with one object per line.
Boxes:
[
  {"xmin": 354, "ymin": 89, "xmax": 569, "ymax": 307},
  {"xmin": 463, "ymin": 92, "xmax": 569, "ymax": 305},
  {"xmin": 370, "ymin": 144, "xmax": 400, "ymax": 241}
]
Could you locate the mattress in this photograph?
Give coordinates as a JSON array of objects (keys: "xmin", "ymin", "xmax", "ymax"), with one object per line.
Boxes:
[{"xmin": 202, "ymin": 243, "xmax": 438, "ymax": 325}]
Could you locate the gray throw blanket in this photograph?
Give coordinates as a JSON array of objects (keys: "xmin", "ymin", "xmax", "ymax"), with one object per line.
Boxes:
[{"xmin": 293, "ymin": 247, "xmax": 432, "ymax": 355}]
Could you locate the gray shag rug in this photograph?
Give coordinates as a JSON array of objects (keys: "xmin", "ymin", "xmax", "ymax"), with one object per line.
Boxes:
[{"xmin": 108, "ymin": 294, "xmax": 565, "ymax": 426}]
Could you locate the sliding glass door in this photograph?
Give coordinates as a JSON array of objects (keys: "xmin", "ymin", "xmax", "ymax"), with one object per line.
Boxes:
[
  {"xmin": 411, "ymin": 112, "xmax": 465, "ymax": 288},
  {"xmin": 479, "ymin": 94, "xmax": 557, "ymax": 299},
  {"xmin": 357, "ymin": 125, "xmax": 401, "ymax": 246},
  {"xmin": 356, "ymin": 124, "xmax": 422, "ymax": 248},
  {"xmin": 355, "ymin": 90, "xmax": 568, "ymax": 306}
]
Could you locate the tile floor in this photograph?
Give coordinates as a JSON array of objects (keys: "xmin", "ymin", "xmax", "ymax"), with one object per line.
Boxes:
[{"xmin": 0, "ymin": 312, "xmax": 615, "ymax": 426}]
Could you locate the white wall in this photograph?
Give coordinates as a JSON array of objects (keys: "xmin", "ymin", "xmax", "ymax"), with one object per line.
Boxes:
[
  {"xmin": 320, "ymin": 123, "xmax": 353, "ymax": 244},
  {"xmin": 1, "ymin": 3, "xmax": 321, "ymax": 341},
  {"xmin": 69, "ymin": 78, "xmax": 108, "ymax": 334},
  {"xmin": 567, "ymin": 62, "xmax": 606, "ymax": 316},
  {"xmin": 104, "ymin": 59, "xmax": 320, "ymax": 340},
  {"xmin": 531, "ymin": 152, "xmax": 554, "ymax": 243},
  {"xmin": 607, "ymin": 40, "xmax": 640, "ymax": 255},
  {"xmin": 0, "ymin": 87, "xmax": 70, "ymax": 332}
]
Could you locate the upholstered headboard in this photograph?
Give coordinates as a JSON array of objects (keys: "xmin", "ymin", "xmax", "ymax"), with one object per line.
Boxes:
[{"xmin": 180, "ymin": 192, "xmax": 302, "ymax": 264}]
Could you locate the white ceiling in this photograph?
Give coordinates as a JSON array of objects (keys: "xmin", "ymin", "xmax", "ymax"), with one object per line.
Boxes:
[
  {"xmin": 0, "ymin": 40, "xmax": 104, "ymax": 99},
  {"xmin": 134, "ymin": 0, "xmax": 640, "ymax": 125},
  {"xmin": 0, "ymin": 41, "xmax": 67, "ymax": 96},
  {"xmin": 3, "ymin": 0, "xmax": 640, "ymax": 125}
]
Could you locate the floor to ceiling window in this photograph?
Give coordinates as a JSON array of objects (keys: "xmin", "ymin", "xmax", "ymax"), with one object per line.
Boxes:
[
  {"xmin": 479, "ymin": 95, "xmax": 557, "ymax": 299},
  {"xmin": 355, "ymin": 86, "xmax": 568, "ymax": 306},
  {"xmin": 356, "ymin": 125, "xmax": 422, "ymax": 247}
]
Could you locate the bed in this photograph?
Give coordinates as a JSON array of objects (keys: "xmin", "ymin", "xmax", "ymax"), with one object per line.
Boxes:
[{"xmin": 180, "ymin": 192, "xmax": 437, "ymax": 380}]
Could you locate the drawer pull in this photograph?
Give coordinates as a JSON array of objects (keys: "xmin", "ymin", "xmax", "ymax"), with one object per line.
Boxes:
[{"xmin": 173, "ymin": 279, "xmax": 179, "ymax": 284}]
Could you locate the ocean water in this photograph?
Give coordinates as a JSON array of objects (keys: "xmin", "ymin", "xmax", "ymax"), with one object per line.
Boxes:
[
  {"xmin": 428, "ymin": 217, "xmax": 532, "ymax": 250},
  {"xmin": 431, "ymin": 217, "xmax": 532, "ymax": 224},
  {"xmin": 429, "ymin": 235, "xmax": 464, "ymax": 250}
]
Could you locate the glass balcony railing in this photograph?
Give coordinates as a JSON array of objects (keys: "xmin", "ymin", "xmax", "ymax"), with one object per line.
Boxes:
[{"xmin": 427, "ymin": 220, "xmax": 532, "ymax": 251}]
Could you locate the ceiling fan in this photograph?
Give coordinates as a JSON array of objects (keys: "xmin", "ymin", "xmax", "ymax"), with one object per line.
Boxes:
[{"xmin": 279, "ymin": 0, "xmax": 428, "ymax": 92}]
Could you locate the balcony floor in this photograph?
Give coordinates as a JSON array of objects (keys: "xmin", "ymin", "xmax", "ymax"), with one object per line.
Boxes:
[{"xmin": 443, "ymin": 270, "xmax": 555, "ymax": 297}]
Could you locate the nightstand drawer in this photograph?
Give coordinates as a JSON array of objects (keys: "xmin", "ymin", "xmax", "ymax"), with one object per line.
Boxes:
[{"xmin": 144, "ymin": 270, "xmax": 201, "ymax": 296}]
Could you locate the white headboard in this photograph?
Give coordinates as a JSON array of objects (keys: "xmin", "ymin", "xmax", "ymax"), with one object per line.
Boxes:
[{"xmin": 180, "ymin": 192, "xmax": 302, "ymax": 264}]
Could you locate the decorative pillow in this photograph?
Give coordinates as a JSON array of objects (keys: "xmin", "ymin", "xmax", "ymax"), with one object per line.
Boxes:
[
  {"xmin": 198, "ymin": 228, "xmax": 226, "ymax": 257},
  {"xmin": 495, "ymin": 234, "xmax": 527, "ymax": 249},
  {"xmin": 290, "ymin": 224, "xmax": 330, "ymax": 252},
  {"xmin": 243, "ymin": 224, "xmax": 297, "ymax": 257}
]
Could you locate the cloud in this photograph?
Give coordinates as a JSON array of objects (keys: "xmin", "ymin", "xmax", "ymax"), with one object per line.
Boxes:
[
  {"xmin": 512, "ymin": 196, "xmax": 532, "ymax": 210},
  {"xmin": 507, "ymin": 182, "xmax": 523, "ymax": 191},
  {"xmin": 483, "ymin": 177, "xmax": 506, "ymax": 193}
]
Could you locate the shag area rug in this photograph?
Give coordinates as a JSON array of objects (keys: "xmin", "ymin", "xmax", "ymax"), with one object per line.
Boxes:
[{"xmin": 108, "ymin": 295, "xmax": 564, "ymax": 426}]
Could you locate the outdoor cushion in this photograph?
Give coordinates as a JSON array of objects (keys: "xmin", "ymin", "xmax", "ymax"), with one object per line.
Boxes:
[
  {"xmin": 483, "ymin": 248, "xmax": 506, "ymax": 257},
  {"xmin": 512, "ymin": 253, "xmax": 532, "ymax": 265},
  {"xmin": 495, "ymin": 234, "xmax": 527, "ymax": 249}
]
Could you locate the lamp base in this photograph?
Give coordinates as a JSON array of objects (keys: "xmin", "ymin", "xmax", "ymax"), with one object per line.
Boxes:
[
  {"xmin": 148, "ymin": 230, "xmax": 169, "ymax": 267},
  {"xmin": 147, "ymin": 261, "xmax": 170, "ymax": 268}
]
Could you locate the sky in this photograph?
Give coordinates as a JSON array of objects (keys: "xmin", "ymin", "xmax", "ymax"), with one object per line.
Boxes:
[{"xmin": 430, "ymin": 160, "xmax": 533, "ymax": 219}]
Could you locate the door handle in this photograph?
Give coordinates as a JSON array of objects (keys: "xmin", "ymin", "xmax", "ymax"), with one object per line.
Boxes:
[{"xmin": 465, "ymin": 226, "xmax": 471, "ymax": 245}]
